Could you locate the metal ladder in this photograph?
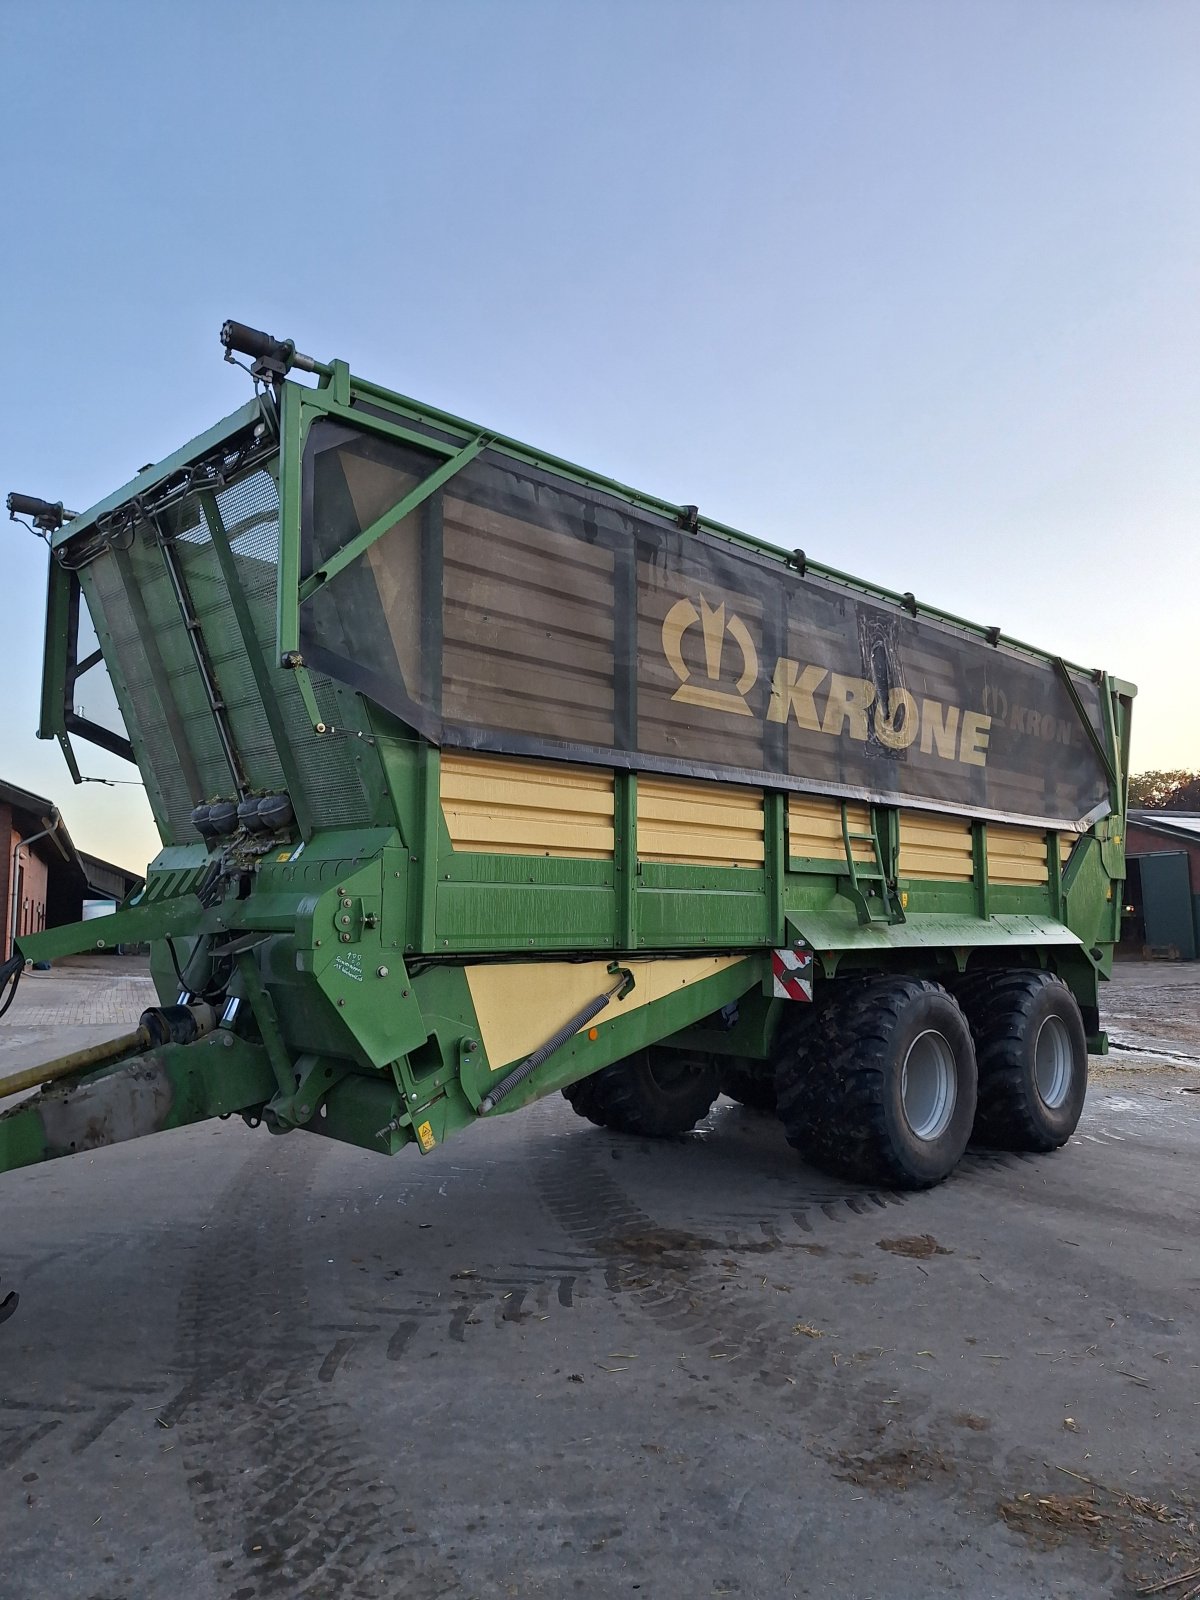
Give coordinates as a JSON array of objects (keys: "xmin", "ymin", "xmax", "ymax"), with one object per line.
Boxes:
[{"xmin": 840, "ymin": 801, "xmax": 906, "ymax": 926}]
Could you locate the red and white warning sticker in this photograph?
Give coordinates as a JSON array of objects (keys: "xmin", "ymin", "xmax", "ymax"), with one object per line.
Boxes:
[{"xmin": 771, "ymin": 946, "xmax": 814, "ymax": 1001}]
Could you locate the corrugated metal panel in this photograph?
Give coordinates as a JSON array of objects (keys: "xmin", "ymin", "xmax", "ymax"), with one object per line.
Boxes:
[
  {"xmin": 787, "ymin": 795, "xmax": 874, "ymax": 864},
  {"xmin": 899, "ymin": 812, "xmax": 974, "ymax": 882},
  {"xmin": 988, "ymin": 824, "xmax": 1048, "ymax": 886},
  {"xmin": 441, "ymin": 753, "xmax": 614, "ymax": 859},
  {"xmin": 1129, "ymin": 811, "xmax": 1200, "ymax": 840},
  {"xmin": 638, "ymin": 777, "xmax": 765, "ymax": 867}
]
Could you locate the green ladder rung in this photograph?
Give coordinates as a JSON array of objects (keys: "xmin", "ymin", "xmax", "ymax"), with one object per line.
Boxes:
[{"xmin": 839, "ymin": 801, "xmax": 905, "ymax": 927}]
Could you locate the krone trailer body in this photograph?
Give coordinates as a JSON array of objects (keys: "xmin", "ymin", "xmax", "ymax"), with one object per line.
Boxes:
[{"xmin": 0, "ymin": 323, "xmax": 1133, "ymax": 1220}]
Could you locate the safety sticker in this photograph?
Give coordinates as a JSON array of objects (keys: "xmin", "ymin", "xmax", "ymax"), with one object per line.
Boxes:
[{"xmin": 771, "ymin": 946, "xmax": 814, "ymax": 1001}]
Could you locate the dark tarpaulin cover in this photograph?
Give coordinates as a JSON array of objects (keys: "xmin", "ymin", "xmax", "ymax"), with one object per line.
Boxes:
[{"xmin": 300, "ymin": 417, "xmax": 1111, "ymax": 830}]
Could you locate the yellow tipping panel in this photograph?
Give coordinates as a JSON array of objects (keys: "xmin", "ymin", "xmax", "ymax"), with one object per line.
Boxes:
[
  {"xmin": 636, "ymin": 776, "xmax": 765, "ymax": 867},
  {"xmin": 898, "ymin": 811, "xmax": 974, "ymax": 882},
  {"xmin": 988, "ymin": 824, "xmax": 1049, "ymax": 886},
  {"xmin": 466, "ymin": 956, "xmax": 749, "ymax": 1071},
  {"xmin": 441, "ymin": 752, "xmax": 615, "ymax": 859},
  {"xmin": 787, "ymin": 795, "xmax": 874, "ymax": 864}
]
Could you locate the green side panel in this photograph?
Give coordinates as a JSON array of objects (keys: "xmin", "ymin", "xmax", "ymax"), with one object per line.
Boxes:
[
  {"xmin": 436, "ymin": 855, "xmax": 618, "ymax": 953},
  {"xmin": 786, "ymin": 908, "xmax": 1082, "ymax": 955},
  {"xmin": 1062, "ymin": 836, "xmax": 1120, "ymax": 955},
  {"xmin": 635, "ymin": 864, "xmax": 769, "ymax": 948},
  {"xmin": 893, "ymin": 881, "xmax": 980, "ymax": 916}
]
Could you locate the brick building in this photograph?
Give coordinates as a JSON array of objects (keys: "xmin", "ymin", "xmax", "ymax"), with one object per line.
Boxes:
[
  {"xmin": 0, "ymin": 780, "xmax": 143, "ymax": 963},
  {"xmin": 1122, "ymin": 810, "xmax": 1200, "ymax": 960}
]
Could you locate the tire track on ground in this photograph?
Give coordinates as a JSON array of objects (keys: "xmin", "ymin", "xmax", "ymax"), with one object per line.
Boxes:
[
  {"xmin": 170, "ymin": 1139, "xmax": 459, "ymax": 1600},
  {"xmin": 530, "ymin": 1109, "xmax": 906, "ymax": 1396},
  {"xmin": 528, "ymin": 1109, "xmax": 1199, "ymax": 1594}
]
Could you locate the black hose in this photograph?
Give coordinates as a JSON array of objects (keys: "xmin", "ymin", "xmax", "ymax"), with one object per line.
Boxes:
[
  {"xmin": 0, "ymin": 954, "xmax": 23, "ymax": 1021},
  {"xmin": 165, "ymin": 936, "xmax": 189, "ymax": 993}
]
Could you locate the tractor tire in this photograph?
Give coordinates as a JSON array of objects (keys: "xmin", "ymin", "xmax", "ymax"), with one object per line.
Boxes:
[
  {"xmin": 562, "ymin": 1048, "xmax": 722, "ymax": 1137},
  {"xmin": 720, "ymin": 1057, "xmax": 777, "ymax": 1113},
  {"xmin": 954, "ymin": 970, "xmax": 1088, "ymax": 1151},
  {"xmin": 775, "ymin": 977, "xmax": 977, "ymax": 1189}
]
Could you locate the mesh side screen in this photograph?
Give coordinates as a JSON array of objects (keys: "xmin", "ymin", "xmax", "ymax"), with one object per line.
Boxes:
[
  {"xmin": 126, "ymin": 520, "xmax": 232, "ymax": 797},
  {"xmin": 214, "ymin": 471, "xmax": 372, "ymax": 828},
  {"xmin": 173, "ymin": 500, "xmax": 288, "ymax": 796},
  {"xmin": 76, "ymin": 461, "xmax": 371, "ymax": 841},
  {"xmin": 305, "ymin": 432, "xmax": 429, "ymax": 717},
  {"xmin": 84, "ymin": 553, "xmax": 197, "ymax": 839}
]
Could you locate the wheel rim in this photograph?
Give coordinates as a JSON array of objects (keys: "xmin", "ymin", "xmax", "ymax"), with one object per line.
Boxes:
[
  {"xmin": 1034, "ymin": 1015, "xmax": 1073, "ymax": 1109},
  {"xmin": 900, "ymin": 1030, "xmax": 957, "ymax": 1141}
]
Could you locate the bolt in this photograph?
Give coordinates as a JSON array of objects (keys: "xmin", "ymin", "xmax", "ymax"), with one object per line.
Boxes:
[
  {"xmin": 337, "ymin": 998, "xmax": 345, "ymax": 1007},
  {"xmin": 341, "ymin": 897, "xmax": 352, "ymax": 908},
  {"xmin": 315, "ymin": 939, "xmax": 321, "ymax": 947},
  {"xmin": 222, "ymin": 1033, "xmax": 233, "ymax": 1048},
  {"xmin": 298, "ymin": 1104, "xmax": 310, "ymax": 1117},
  {"xmin": 410, "ymin": 1092, "xmax": 418, "ymax": 1101},
  {"xmin": 337, "ymin": 886, "xmax": 345, "ymax": 895},
  {"xmin": 340, "ymin": 933, "xmax": 352, "ymax": 943},
  {"xmin": 401, "ymin": 989, "xmax": 409, "ymax": 998},
  {"xmin": 463, "ymin": 1038, "xmax": 478, "ymax": 1053},
  {"xmin": 377, "ymin": 966, "xmax": 389, "ymax": 978}
]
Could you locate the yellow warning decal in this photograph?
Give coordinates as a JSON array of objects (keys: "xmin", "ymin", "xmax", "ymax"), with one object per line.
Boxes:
[{"xmin": 416, "ymin": 1120, "xmax": 436, "ymax": 1152}]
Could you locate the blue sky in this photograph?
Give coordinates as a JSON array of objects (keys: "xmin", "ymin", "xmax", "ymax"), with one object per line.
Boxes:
[{"xmin": 2, "ymin": 0, "xmax": 1196, "ymax": 871}]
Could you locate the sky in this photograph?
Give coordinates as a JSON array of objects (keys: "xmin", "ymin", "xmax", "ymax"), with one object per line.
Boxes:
[{"xmin": 1, "ymin": 0, "xmax": 1197, "ymax": 873}]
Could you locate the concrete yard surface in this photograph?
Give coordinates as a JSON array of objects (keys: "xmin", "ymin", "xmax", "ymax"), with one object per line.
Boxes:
[{"xmin": 0, "ymin": 958, "xmax": 1198, "ymax": 1599}]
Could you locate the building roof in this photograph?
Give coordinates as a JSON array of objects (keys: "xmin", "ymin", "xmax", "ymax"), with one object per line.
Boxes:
[
  {"xmin": 1127, "ymin": 810, "xmax": 1200, "ymax": 844},
  {"xmin": 0, "ymin": 778, "xmax": 142, "ymax": 896}
]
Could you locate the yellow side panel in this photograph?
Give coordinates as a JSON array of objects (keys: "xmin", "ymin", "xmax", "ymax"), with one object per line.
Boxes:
[
  {"xmin": 898, "ymin": 812, "xmax": 974, "ymax": 882},
  {"xmin": 637, "ymin": 777, "xmax": 765, "ymax": 867},
  {"xmin": 787, "ymin": 795, "xmax": 874, "ymax": 863},
  {"xmin": 441, "ymin": 752, "xmax": 615, "ymax": 859},
  {"xmin": 466, "ymin": 956, "xmax": 749, "ymax": 1071},
  {"xmin": 988, "ymin": 824, "xmax": 1049, "ymax": 886}
]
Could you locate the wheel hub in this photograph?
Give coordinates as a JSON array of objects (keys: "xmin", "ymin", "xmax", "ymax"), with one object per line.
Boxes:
[
  {"xmin": 1034, "ymin": 1015, "xmax": 1073, "ymax": 1109},
  {"xmin": 900, "ymin": 1029, "xmax": 957, "ymax": 1141}
]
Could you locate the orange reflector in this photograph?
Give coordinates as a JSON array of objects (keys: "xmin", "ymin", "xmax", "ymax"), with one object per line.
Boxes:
[{"xmin": 588, "ymin": 1027, "xmax": 599, "ymax": 1040}]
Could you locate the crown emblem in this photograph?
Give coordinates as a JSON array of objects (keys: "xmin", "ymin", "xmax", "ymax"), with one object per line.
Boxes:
[{"xmin": 661, "ymin": 594, "xmax": 758, "ymax": 717}]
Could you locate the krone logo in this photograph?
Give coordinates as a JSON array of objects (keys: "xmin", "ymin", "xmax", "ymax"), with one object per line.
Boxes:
[{"xmin": 661, "ymin": 593, "xmax": 758, "ymax": 717}]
